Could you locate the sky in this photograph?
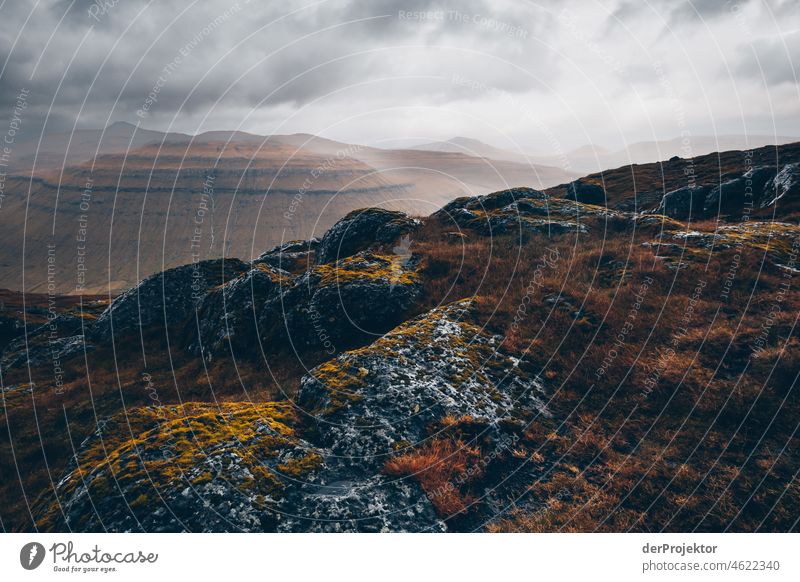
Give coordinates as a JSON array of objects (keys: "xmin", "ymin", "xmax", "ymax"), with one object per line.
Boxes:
[{"xmin": 0, "ymin": 0, "xmax": 798, "ymax": 153}]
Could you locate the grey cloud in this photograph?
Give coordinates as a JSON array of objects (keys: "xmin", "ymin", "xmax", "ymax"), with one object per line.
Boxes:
[
  {"xmin": 0, "ymin": 0, "xmax": 797, "ymax": 149},
  {"xmin": 733, "ymin": 32, "xmax": 800, "ymax": 86}
]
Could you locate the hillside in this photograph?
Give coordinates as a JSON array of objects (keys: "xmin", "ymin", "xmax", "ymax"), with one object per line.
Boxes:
[
  {"xmin": 547, "ymin": 141, "xmax": 800, "ymax": 220},
  {"xmin": 1, "ymin": 147, "xmax": 798, "ymax": 531}
]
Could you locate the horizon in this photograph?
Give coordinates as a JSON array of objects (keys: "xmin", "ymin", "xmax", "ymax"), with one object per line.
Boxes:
[
  {"xmin": 26, "ymin": 119, "xmax": 800, "ymax": 156},
  {"xmin": 1, "ymin": 1, "xmax": 798, "ymax": 154}
]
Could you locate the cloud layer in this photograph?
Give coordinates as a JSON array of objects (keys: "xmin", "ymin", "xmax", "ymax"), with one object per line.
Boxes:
[{"xmin": 1, "ymin": 0, "xmax": 798, "ymax": 151}]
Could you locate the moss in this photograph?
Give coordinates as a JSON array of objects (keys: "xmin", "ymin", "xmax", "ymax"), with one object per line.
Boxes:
[
  {"xmin": 253, "ymin": 262, "xmax": 292, "ymax": 283},
  {"xmin": 276, "ymin": 452, "xmax": 324, "ymax": 478},
  {"xmin": 35, "ymin": 402, "xmax": 321, "ymax": 529},
  {"xmin": 313, "ymin": 253, "xmax": 418, "ymax": 288},
  {"xmin": 307, "ymin": 360, "xmax": 366, "ymax": 414}
]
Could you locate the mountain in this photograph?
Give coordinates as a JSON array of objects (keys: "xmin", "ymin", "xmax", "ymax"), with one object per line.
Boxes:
[
  {"xmin": 0, "ymin": 127, "xmax": 578, "ymax": 294},
  {"xmin": 410, "ymin": 136, "xmax": 537, "ymax": 165},
  {"xmin": 2, "ymin": 166, "xmax": 797, "ymax": 531}
]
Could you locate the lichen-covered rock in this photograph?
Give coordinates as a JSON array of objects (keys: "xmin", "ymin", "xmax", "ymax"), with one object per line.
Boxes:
[
  {"xmin": 90, "ymin": 258, "xmax": 249, "ymax": 342},
  {"xmin": 34, "ymin": 402, "xmax": 325, "ymax": 532},
  {"xmin": 646, "ymin": 221, "xmax": 800, "ymax": 270},
  {"xmin": 316, "ymin": 208, "xmax": 420, "ymax": 264},
  {"xmin": 0, "ymin": 312, "xmax": 92, "ymax": 370},
  {"xmin": 38, "ymin": 300, "xmax": 553, "ymax": 532},
  {"xmin": 297, "ymin": 299, "xmax": 549, "ymax": 466},
  {"xmin": 187, "ymin": 263, "xmax": 292, "ymax": 359},
  {"xmin": 254, "ymin": 238, "xmax": 319, "ymax": 273},
  {"xmin": 434, "ymin": 187, "xmax": 617, "ymax": 235},
  {"xmin": 1, "ymin": 334, "xmax": 92, "ymax": 370},
  {"xmin": 278, "ymin": 251, "xmax": 421, "ymax": 350},
  {"xmin": 186, "ymin": 251, "xmax": 420, "ymax": 359}
]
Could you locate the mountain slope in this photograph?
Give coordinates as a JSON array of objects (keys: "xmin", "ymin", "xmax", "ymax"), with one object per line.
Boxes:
[{"xmin": 2, "ymin": 177, "xmax": 798, "ymax": 532}]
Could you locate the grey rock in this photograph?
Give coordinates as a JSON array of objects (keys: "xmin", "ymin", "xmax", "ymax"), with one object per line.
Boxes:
[
  {"xmin": 656, "ymin": 185, "xmax": 709, "ymax": 219},
  {"xmin": 316, "ymin": 208, "xmax": 420, "ymax": 264},
  {"xmin": 90, "ymin": 258, "xmax": 248, "ymax": 342}
]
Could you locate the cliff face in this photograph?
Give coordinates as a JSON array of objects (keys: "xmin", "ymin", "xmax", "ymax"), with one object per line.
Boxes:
[{"xmin": 3, "ymin": 171, "xmax": 799, "ymax": 532}]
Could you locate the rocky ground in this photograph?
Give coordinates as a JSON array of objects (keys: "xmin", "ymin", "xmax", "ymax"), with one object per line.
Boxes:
[{"xmin": 2, "ymin": 156, "xmax": 799, "ymax": 532}]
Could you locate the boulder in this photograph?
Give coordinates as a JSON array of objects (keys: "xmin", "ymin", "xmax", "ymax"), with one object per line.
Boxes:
[
  {"xmin": 297, "ymin": 299, "xmax": 549, "ymax": 465},
  {"xmin": 33, "ymin": 402, "xmax": 326, "ymax": 532},
  {"xmin": 1, "ymin": 314, "xmax": 93, "ymax": 370},
  {"xmin": 562, "ymin": 180, "xmax": 606, "ymax": 205},
  {"xmin": 703, "ymin": 166, "xmax": 775, "ymax": 215},
  {"xmin": 279, "ymin": 251, "xmax": 421, "ymax": 351},
  {"xmin": 434, "ymin": 187, "xmax": 615, "ymax": 235},
  {"xmin": 655, "ymin": 185, "xmax": 709, "ymax": 219},
  {"xmin": 1, "ymin": 334, "xmax": 92, "ymax": 370},
  {"xmin": 254, "ymin": 238, "xmax": 319, "ymax": 272},
  {"xmin": 90, "ymin": 258, "xmax": 249, "ymax": 342},
  {"xmin": 189, "ymin": 251, "xmax": 421, "ymax": 359},
  {"xmin": 188, "ymin": 264, "xmax": 292, "ymax": 359},
  {"xmin": 316, "ymin": 208, "xmax": 420, "ymax": 264},
  {"xmin": 762, "ymin": 162, "xmax": 800, "ymax": 208}
]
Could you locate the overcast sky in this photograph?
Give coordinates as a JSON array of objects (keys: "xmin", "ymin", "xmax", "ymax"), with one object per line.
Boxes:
[{"xmin": 1, "ymin": 0, "xmax": 798, "ymax": 152}]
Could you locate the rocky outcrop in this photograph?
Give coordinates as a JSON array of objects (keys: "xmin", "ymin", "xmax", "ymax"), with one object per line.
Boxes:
[
  {"xmin": 655, "ymin": 185, "xmax": 709, "ymax": 219},
  {"xmin": 297, "ymin": 299, "xmax": 549, "ymax": 463},
  {"xmin": 34, "ymin": 402, "xmax": 326, "ymax": 532},
  {"xmin": 254, "ymin": 239, "xmax": 319, "ymax": 273},
  {"xmin": 316, "ymin": 208, "xmax": 420, "ymax": 264},
  {"xmin": 1, "ymin": 313, "xmax": 93, "ymax": 370},
  {"xmin": 188, "ymin": 264, "xmax": 291, "ymax": 358},
  {"xmin": 646, "ymin": 221, "xmax": 800, "ymax": 271},
  {"xmin": 1, "ymin": 334, "xmax": 92, "ymax": 369},
  {"xmin": 562, "ymin": 180, "xmax": 606, "ymax": 205},
  {"xmin": 90, "ymin": 258, "xmax": 249, "ymax": 342},
  {"xmin": 434, "ymin": 187, "xmax": 618, "ymax": 234},
  {"xmin": 189, "ymin": 251, "xmax": 421, "ymax": 359},
  {"xmin": 278, "ymin": 251, "xmax": 421, "ymax": 351},
  {"xmin": 703, "ymin": 166, "xmax": 775, "ymax": 215},
  {"xmin": 38, "ymin": 300, "xmax": 550, "ymax": 532},
  {"xmin": 652, "ymin": 163, "xmax": 799, "ymax": 219},
  {"xmin": 763, "ymin": 163, "xmax": 800, "ymax": 208}
]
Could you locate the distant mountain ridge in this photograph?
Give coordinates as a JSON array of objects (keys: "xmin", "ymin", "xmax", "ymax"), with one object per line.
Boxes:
[
  {"xmin": 0, "ymin": 124, "xmax": 578, "ymax": 294},
  {"xmin": 412, "ymin": 134, "xmax": 800, "ymax": 173}
]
